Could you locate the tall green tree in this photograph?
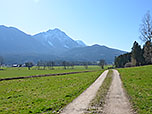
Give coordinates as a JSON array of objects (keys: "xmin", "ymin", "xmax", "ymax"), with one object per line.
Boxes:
[
  {"xmin": 115, "ymin": 53, "xmax": 131, "ymax": 68},
  {"xmin": 143, "ymin": 41, "xmax": 152, "ymax": 64},
  {"xmin": 131, "ymin": 41, "xmax": 144, "ymax": 66}
]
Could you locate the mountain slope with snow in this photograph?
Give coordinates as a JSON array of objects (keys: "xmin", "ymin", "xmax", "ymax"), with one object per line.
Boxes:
[
  {"xmin": 33, "ymin": 28, "xmax": 86, "ymax": 49},
  {"xmin": 76, "ymin": 40, "xmax": 86, "ymax": 47}
]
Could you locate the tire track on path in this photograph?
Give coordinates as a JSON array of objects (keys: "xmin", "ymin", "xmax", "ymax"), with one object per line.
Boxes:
[
  {"xmin": 60, "ymin": 70, "xmax": 109, "ymax": 114},
  {"xmin": 103, "ymin": 69, "xmax": 134, "ymax": 114}
]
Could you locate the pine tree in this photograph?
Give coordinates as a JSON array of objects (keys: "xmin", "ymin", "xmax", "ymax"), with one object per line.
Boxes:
[
  {"xmin": 131, "ymin": 41, "xmax": 144, "ymax": 66},
  {"xmin": 143, "ymin": 41, "xmax": 152, "ymax": 64},
  {"xmin": 114, "ymin": 53, "xmax": 131, "ymax": 68}
]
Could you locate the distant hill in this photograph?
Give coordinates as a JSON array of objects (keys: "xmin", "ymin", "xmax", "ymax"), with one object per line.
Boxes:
[
  {"xmin": 0, "ymin": 25, "xmax": 126, "ymax": 64},
  {"xmin": 0, "ymin": 25, "xmax": 50, "ymax": 54},
  {"xmin": 60, "ymin": 44, "xmax": 126, "ymax": 64}
]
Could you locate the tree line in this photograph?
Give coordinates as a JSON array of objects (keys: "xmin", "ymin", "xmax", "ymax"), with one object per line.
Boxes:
[
  {"xmin": 24, "ymin": 60, "xmax": 106, "ymax": 70},
  {"xmin": 0, "ymin": 56, "xmax": 106, "ymax": 70},
  {"xmin": 115, "ymin": 11, "xmax": 152, "ymax": 68}
]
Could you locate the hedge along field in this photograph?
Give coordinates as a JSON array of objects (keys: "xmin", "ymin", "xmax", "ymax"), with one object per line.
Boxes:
[
  {"xmin": 0, "ymin": 65, "xmax": 101, "ymax": 78},
  {"xmin": 0, "ymin": 70, "xmax": 103, "ymax": 114},
  {"xmin": 118, "ymin": 65, "xmax": 152, "ymax": 114}
]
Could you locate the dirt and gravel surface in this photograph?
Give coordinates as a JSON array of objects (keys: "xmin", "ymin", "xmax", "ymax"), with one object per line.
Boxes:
[
  {"xmin": 102, "ymin": 69, "xmax": 133, "ymax": 114},
  {"xmin": 60, "ymin": 70, "xmax": 109, "ymax": 114},
  {"xmin": 61, "ymin": 69, "xmax": 134, "ymax": 114}
]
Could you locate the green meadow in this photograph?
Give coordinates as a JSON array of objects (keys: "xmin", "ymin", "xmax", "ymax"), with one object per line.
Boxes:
[
  {"xmin": 118, "ymin": 65, "xmax": 152, "ymax": 114},
  {"xmin": 0, "ymin": 65, "xmax": 101, "ymax": 78},
  {"xmin": 0, "ymin": 69, "xmax": 103, "ymax": 114}
]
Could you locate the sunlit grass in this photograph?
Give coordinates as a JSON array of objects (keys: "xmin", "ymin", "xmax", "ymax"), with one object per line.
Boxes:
[
  {"xmin": 0, "ymin": 70, "xmax": 103, "ymax": 114},
  {"xmin": 118, "ymin": 65, "xmax": 152, "ymax": 114},
  {"xmin": 0, "ymin": 65, "xmax": 102, "ymax": 78}
]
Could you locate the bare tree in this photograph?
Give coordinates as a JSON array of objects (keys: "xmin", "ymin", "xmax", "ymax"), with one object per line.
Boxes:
[
  {"xmin": 37, "ymin": 60, "xmax": 44, "ymax": 70},
  {"xmin": 37, "ymin": 61, "xmax": 41, "ymax": 70},
  {"xmin": 25, "ymin": 62, "xmax": 33, "ymax": 70},
  {"xmin": 140, "ymin": 11, "xmax": 152, "ymax": 65},
  {"xmin": 140, "ymin": 11, "xmax": 152, "ymax": 42},
  {"xmin": 98, "ymin": 59, "xmax": 106, "ymax": 69},
  {"xmin": 70, "ymin": 62, "xmax": 75, "ymax": 69},
  {"xmin": 62, "ymin": 61, "xmax": 67, "ymax": 69},
  {"xmin": 47, "ymin": 61, "xmax": 55, "ymax": 70},
  {"xmin": 0, "ymin": 56, "xmax": 4, "ymax": 68},
  {"xmin": 83, "ymin": 62, "xmax": 88, "ymax": 69}
]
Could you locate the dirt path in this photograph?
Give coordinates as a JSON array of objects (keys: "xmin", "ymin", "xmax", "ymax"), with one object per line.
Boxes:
[
  {"xmin": 60, "ymin": 70, "xmax": 109, "ymax": 114},
  {"xmin": 103, "ymin": 69, "xmax": 133, "ymax": 114}
]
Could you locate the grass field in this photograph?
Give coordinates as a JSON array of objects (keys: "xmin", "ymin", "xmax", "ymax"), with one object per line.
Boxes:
[
  {"xmin": 0, "ymin": 70, "xmax": 103, "ymax": 114},
  {"xmin": 118, "ymin": 65, "xmax": 152, "ymax": 114},
  {"xmin": 0, "ymin": 65, "xmax": 102, "ymax": 78}
]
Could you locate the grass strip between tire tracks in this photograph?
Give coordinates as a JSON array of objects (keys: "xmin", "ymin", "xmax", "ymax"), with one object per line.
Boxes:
[{"xmin": 85, "ymin": 70, "xmax": 113, "ymax": 114}]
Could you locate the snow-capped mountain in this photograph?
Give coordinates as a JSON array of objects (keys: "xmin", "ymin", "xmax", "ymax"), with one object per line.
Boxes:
[
  {"xmin": 0, "ymin": 25, "xmax": 126, "ymax": 64},
  {"xmin": 33, "ymin": 28, "xmax": 86, "ymax": 49}
]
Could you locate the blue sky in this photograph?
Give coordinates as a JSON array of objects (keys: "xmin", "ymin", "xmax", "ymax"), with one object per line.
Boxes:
[{"xmin": 0, "ymin": 0, "xmax": 152, "ymax": 51}]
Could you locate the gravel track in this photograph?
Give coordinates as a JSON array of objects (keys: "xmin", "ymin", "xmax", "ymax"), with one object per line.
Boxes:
[
  {"xmin": 103, "ymin": 69, "xmax": 133, "ymax": 114},
  {"xmin": 60, "ymin": 70, "xmax": 109, "ymax": 114}
]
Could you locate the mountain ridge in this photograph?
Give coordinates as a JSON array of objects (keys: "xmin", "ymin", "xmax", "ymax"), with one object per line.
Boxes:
[
  {"xmin": 60, "ymin": 44, "xmax": 126, "ymax": 64},
  {"xmin": 0, "ymin": 25, "xmax": 126, "ymax": 64}
]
